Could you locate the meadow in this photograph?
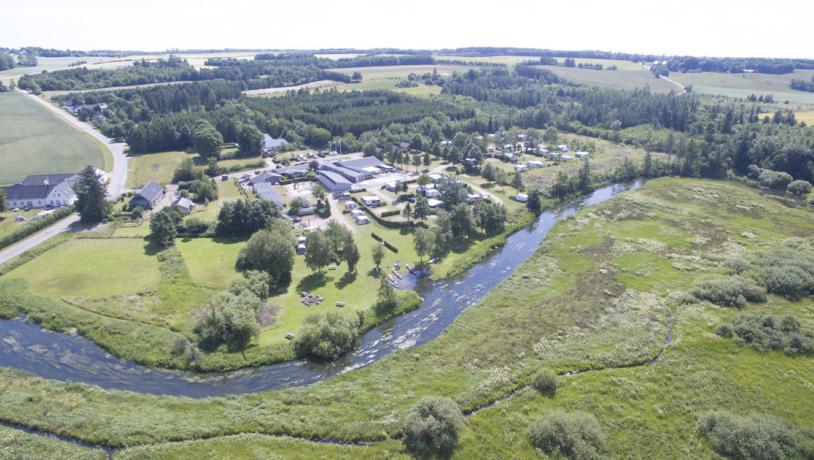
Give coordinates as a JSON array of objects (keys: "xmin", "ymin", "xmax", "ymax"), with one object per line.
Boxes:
[
  {"xmin": 0, "ymin": 178, "xmax": 811, "ymax": 460},
  {"xmin": 0, "ymin": 92, "xmax": 111, "ymax": 186}
]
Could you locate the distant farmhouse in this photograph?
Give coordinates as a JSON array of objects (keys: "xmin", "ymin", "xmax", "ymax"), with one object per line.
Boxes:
[
  {"xmin": 130, "ymin": 181, "xmax": 164, "ymax": 209},
  {"xmin": 4, "ymin": 173, "xmax": 79, "ymax": 209},
  {"xmin": 262, "ymin": 134, "xmax": 288, "ymax": 155}
]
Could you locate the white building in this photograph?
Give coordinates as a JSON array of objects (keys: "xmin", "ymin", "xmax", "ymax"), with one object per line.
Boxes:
[{"xmin": 4, "ymin": 173, "xmax": 79, "ymax": 209}]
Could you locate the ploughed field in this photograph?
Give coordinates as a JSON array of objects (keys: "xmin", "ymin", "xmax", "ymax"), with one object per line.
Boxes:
[{"xmin": 0, "ymin": 177, "xmax": 812, "ymax": 458}]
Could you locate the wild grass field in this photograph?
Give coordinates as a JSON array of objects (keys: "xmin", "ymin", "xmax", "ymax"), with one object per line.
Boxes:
[
  {"xmin": 0, "ymin": 92, "xmax": 111, "ymax": 186},
  {"xmin": 0, "ymin": 178, "xmax": 811, "ymax": 459}
]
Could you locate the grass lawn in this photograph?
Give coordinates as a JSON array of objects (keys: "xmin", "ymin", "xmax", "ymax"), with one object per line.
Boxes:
[
  {"xmin": 0, "ymin": 92, "xmax": 110, "ymax": 186},
  {"xmin": 175, "ymin": 237, "xmax": 245, "ymax": 288},
  {"xmin": 127, "ymin": 151, "xmax": 189, "ymax": 188},
  {"xmin": 187, "ymin": 179, "xmax": 244, "ymax": 222},
  {"xmin": 127, "ymin": 150, "xmax": 264, "ymax": 188},
  {"xmin": 2, "ymin": 178, "xmax": 813, "ymax": 459},
  {"xmin": 4, "ymin": 237, "xmax": 161, "ymax": 298},
  {"xmin": 0, "ymin": 209, "xmax": 41, "ymax": 240}
]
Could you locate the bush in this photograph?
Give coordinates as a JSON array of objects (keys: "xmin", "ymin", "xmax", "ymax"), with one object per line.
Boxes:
[
  {"xmin": 403, "ymin": 396, "xmax": 465, "ymax": 458},
  {"xmin": 192, "ymin": 291, "xmax": 260, "ymax": 351},
  {"xmin": 757, "ymin": 169, "xmax": 793, "ymax": 190},
  {"xmin": 786, "ymin": 179, "xmax": 812, "ymax": 196},
  {"xmin": 528, "ymin": 411, "xmax": 605, "ymax": 460},
  {"xmin": 182, "ymin": 218, "xmax": 211, "ymax": 236},
  {"xmin": 756, "ymin": 247, "xmax": 814, "ymax": 300},
  {"xmin": 294, "ymin": 312, "xmax": 359, "ymax": 361},
  {"xmin": 691, "ymin": 277, "xmax": 767, "ymax": 308},
  {"xmin": 532, "ymin": 369, "xmax": 558, "ymax": 397},
  {"xmin": 697, "ymin": 411, "xmax": 805, "ymax": 460},
  {"xmin": 717, "ymin": 313, "xmax": 814, "ymax": 355}
]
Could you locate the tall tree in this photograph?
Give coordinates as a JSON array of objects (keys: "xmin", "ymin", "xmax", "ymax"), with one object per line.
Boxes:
[
  {"xmin": 413, "ymin": 227, "xmax": 436, "ymax": 261},
  {"xmin": 372, "ymin": 244, "xmax": 385, "ymax": 272},
  {"xmin": 73, "ymin": 165, "xmax": 108, "ymax": 224},
  {"xmin": 237, "ymin": 124, "xmax": 263, "ymax": 156},
  {"xmin": 305, "ymin": 230, "xmax": 332, "ymax": 272},
  {"xmin": 191, "ymin": 119, "xmax": 223, "ymax": 159}
]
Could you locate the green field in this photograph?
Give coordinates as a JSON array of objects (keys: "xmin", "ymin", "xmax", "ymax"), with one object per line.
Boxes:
[
  {"xmin": 542, "ymin": 64, "xmax": 677, "ymax": 93},
  {"xmin": 671, "ymin": 69, "xmax": 814, "ymax": 103},
  {"xmin": 127, "ymin": 150, "xmax": 264, "ymax": 188},
  {"xmin": 0, "ymin": 92, "xmax": 111, "ymax": 186},
  {"xmin": 4, "ymin": 238, "xmax": 161, "ymax": 298},
  {"xmin": 1, "ymin": 178, "xmax": 812, "ymax": 458}
]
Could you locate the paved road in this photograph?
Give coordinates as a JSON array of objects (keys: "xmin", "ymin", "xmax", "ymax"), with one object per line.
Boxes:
[{"xmin": 0, "ymin": 91, "xmax": 129, "ymax": 266}]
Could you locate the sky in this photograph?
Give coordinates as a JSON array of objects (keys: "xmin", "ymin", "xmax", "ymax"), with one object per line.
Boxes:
[{"xmin": 2, "ymin": 0, "xmax": 813, "ymax": 58}]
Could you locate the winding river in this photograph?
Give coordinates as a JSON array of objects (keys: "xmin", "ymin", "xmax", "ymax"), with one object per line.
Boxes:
[{"xmin": 0, "ymin": 181, "xmax": 641, "ymax": 398}]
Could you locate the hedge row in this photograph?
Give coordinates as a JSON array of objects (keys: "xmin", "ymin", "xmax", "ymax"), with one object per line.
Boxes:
[
  {"xmin": 350, "ymin": 196, "xmax": 410, "ymax": 229},
  {"xmin": 371, "ymin": 232, "xmax": 399, "ymax": 253},
  {"xmin": 380, "ymin": 209, "xmax": 401, "ymax": 218},
  {"xmin": 0, "ymin": 205, "xmax": 75, "ymax": 250}
]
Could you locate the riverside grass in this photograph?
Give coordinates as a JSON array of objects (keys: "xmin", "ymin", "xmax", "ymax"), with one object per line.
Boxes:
[{"xmin": 0, "ymin": 178, "xmax": 812, "ymax": 458}]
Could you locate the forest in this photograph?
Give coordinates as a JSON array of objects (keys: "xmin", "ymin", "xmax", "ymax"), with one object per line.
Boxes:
[{"xmin": 48, "ymin": 51, "xmax": 814, "ymax": 182}]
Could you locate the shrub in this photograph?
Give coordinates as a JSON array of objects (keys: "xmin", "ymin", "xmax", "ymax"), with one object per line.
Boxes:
[
  {"xmin": 756, "ymin": 247, "xmax": 814, "ymax": 300},
  {"xmin": 697, "ymin": 411, "xmax": 804, "ymax": 460},
  {"xmin": 786, "ymin": 179, "xmax": 812, "ymax": 196},
  {"xmin": 691, "ymin": 277, "xmax": 767, "ymax": 308},
  {"xmin": 528, "ymin": 411, "xmax": 605, "ymax": 460},
  {"xmin": 403, "ymin": 396, "xmax": 465, "ymax": 458},
  {"xmin": 235, "ymin": 223, "xmax": 295, "ymax": 290},
  {"xmin": 294, "ymin": 312, "xmax": 359, "ymax": 361},
  {"xmin": 532, "ymin": 369, "xmax": 558, "ymax": 397},
  {"xmin": 757, "ymin": 169, "xmax": 793, "ymax": 190},
  {"xmin": 717, "ymin": 313, "xmax": 814, "ymax": 355},
  {"xmin": 192, "ymin": 291, "xmax": 260, "ymax": 351},
  {"xmin": 182, "ymin": 218, "xmax": 211, "ymax": 236}
]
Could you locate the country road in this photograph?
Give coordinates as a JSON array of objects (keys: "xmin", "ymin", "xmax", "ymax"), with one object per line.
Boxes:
[
  {"xmin": 658, "ymin": 75, "xmax": 686, "ymax": 95},
  {"xmin": 20, "ymin": 89, "xmax": 128, "ymax": 199},
  {"xmin": 0, "ymin": 91, "xmax": 129, "ymax": 266}
]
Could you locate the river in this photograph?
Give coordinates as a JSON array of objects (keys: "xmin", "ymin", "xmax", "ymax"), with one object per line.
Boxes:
[{"xmin": 0, "ymin": 181, "xmax": 642, "ymax": 397}]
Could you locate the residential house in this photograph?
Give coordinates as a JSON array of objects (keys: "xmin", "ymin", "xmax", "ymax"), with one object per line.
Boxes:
[
  {"xmin": 130, "ymin": 182, "xmax": 164, "ymax": 210},
  {"xmin": 4, "ymin": 173, "xmax": 79, "ymax": 209},
  {"xmin": 173, "ymin": 197, "xmax": 194, "ymax": 215},
  {"xmin": 262, "ymin": 134, "xmax": 288, "ymax": 155}
]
